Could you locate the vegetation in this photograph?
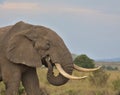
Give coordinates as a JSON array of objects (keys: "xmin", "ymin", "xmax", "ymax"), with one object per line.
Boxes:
[
  {"xmin": 89, "ymin": 69, "xmax": 110, "ymax": 87},
  {"xmin": 0, "ymin": 68, "xmax": 120, "ymax": 95},
  {"xmin": 112, "ymin": 77, "xmax": 120, "ymax": 94},
  {"xmin": 74, "ymin": 54, "xmax": 95, "ymax": 68},
  {"xmin": 18, "ymin": 83, "xmax": 25, "ymax": 95},
  {"xmin": 102, "ymin": 65, "xmax": 118, "ymax": 70}
]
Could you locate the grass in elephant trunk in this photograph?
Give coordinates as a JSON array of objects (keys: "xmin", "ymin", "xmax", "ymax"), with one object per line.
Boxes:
[{"xmin": 0, "ymin": 82, "xmax": 5, "ymax": 94}]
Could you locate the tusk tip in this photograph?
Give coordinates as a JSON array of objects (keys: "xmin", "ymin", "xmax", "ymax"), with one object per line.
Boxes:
[
  {"xmin": 80, "ymin": 76, "xmax": 88, "ymax": 79},
  {"xmin": 83, "ymin": 76, "xmax": 88, "ymax": 78},
  {"xmin": 97, "ymin": 66, "xmax": 102, "ymax": 69},
  {"xmin": 74, "ymin": 64, "xmax": 102, "ymax": 72}
]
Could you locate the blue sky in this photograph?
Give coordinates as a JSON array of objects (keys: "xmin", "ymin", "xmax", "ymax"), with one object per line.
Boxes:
[{"xmin": 0, "ymin": 0, "xmax": 120, "ymax": 59}]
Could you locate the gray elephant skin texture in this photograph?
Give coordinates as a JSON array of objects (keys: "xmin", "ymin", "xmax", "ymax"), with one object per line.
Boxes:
[{"xmin": 0, "ymin": 21, "xmax": 74, "ymax": 95}]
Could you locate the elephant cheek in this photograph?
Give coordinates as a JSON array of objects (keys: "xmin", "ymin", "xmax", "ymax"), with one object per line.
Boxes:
[{"xmin": 38, "ymin": 50, "xmax": 46, "ymax": 58}]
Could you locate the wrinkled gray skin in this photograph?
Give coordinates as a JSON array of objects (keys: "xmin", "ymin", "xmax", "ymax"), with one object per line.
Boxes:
[{"xmin": 0, "ymin": 21, "xmax": 73, "ymax": 95}]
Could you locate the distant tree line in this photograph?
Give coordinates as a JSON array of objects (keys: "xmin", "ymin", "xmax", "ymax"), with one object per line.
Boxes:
[{"xmin": 102, "ymin": 65, "xmax": 118, "ymax": 71}]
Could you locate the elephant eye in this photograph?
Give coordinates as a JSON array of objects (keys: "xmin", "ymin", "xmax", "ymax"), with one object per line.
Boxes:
[{"xmin": 45, "ymin": 41, "xmax": 50, "ymax": 50}]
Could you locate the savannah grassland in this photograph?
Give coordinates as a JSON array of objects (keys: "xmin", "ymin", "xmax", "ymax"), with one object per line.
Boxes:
[{"xmin": 0, "ymin": 62, "xmax": 120, "ymax": 95}]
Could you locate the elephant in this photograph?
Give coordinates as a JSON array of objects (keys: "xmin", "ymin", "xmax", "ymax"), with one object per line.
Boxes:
[{"xmin": 0, "ymin": 21, "xmax": 101, "ymax": 95}]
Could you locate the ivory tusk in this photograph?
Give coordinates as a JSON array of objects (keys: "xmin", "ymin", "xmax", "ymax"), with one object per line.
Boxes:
[
  {"xmin": 74, "ymin": 64, "xmax": 101, "ymax": 72},
  {"xmin": 55, "ymin": 63, "xmax": 87, "ymax": 80}
]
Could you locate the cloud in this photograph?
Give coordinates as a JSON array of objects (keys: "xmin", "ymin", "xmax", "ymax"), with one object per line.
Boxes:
[
  {"xmin": 0, "ymin": 2, "xmax": 39, "ymax": 11},
  {"xmin": 0, "ymin": 1, "xmax": 119, "ymax": 28},
  {"xmin": 0, "ymin": 2, "xmax": 102, "ymax": 15},
  {"xmin": 0, "ymin": 1, "xmax": 119, "ymax": 26},
  {"xmin": 0, "ymin": 1, "xmax": 119, "ymax": 19}
]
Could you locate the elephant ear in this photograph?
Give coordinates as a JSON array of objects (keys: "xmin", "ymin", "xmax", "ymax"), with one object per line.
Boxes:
[{"xmin": 7, "ymin": 34, "xmax": 42, "ymax": 67}]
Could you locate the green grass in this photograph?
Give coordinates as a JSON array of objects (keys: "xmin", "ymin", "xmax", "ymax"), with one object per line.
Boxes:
[{"xmin": 0, "ymin": 68, "xmax": 120, "ymax": 95}]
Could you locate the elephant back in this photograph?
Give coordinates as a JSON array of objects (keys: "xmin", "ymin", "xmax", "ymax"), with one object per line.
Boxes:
[
  {"xmin": 0, "ymin": 26, "xmax": 12, "ymax": 48},
  {"xmin": 4, "ymin": 21, "xmax": 33, "ymax": 39},
  {"xmin": 0, "ymin": 25, "xmax": 12, "ymax": 32},
  {"xmin": 0, "ymin": 26, "xmax": 12, "ymax": 37}
]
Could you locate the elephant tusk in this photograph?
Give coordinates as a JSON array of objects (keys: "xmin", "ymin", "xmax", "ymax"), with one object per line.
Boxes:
[
  {"xmin": 55, "ymin": 63, "xmax": 87, "ymax": 80},
  {"xmin": 74, "ymin": 64, "xmax": 101, "ymax": 72}
]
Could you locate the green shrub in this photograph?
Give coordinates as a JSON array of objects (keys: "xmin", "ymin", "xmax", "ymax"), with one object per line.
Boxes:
[
  {"xmin": 89, "ymin": 69, "xmax": 110, "ymax": 87},
  {"xmin": 74, "ymin": 54, "xmax": 95, "ymax": 68},
  {"xmin": 102, "ymin": 65, "xmax": 118, "ymax": 71}
]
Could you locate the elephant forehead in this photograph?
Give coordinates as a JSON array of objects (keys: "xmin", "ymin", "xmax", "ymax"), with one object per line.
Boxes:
[
  {"xmin": 33, "ymin": 27, "xmax": 62, "ymax": 42},
  {"xmin": 28, "ymin": 26, "xmax": 64, "ymax": 45},
  {"xmin": 47, "ymin": 31, "xmax": 63, "ymax": 42}
]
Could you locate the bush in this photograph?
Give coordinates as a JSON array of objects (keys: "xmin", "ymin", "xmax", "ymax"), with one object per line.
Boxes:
[
  {"xmin": 89, "ymin": 69, "xmax": 110, "ymax": 87},
  {"xmin": 74, "ymin": 54, "xmax": 95, "ymax": 68},
  {"xmin": 106, "ymin": 66, "xmax": 118, "ymax": 71}
]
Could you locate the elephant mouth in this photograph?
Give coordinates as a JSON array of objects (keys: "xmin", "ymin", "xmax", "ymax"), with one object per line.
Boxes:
[{"xmin": 43, "ymin": 56, "xmax": 101, "ymax": 80}]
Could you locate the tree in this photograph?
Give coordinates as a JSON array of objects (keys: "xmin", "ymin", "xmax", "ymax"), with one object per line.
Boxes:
[{"xmin": 74, "ymin": 54, "xmax": 95, "ymax": 68}]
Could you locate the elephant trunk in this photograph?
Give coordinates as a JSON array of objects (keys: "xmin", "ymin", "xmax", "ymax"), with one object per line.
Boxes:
[{"xmin": 47, "ymin": 60, "xmax": 73, "ymax": 86}]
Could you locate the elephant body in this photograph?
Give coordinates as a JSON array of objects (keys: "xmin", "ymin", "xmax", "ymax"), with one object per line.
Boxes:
[{"xmin": 0, "ymin": 21, "xmax": 73, "ymax": 95}]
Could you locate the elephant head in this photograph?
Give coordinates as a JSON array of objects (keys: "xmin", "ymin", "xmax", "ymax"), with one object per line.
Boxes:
[{"xmin": 6, "ymin": 21, "xmax": 101, "ymax": 86}]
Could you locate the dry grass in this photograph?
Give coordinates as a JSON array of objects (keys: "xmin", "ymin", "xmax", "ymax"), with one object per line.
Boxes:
[
  {"xmin": 0, "ymin": 67, "xmax": 120, "ymax": 95},
  {"xmin": 37, "ymin": 68, "xmax": 120, "ymax": 95}
]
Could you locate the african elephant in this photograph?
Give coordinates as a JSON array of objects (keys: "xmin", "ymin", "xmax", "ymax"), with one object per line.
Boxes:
[{"xmin": 0, "ymin": 21, "xmax": 100, "ymax": 95}]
